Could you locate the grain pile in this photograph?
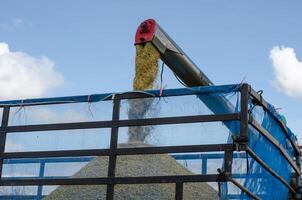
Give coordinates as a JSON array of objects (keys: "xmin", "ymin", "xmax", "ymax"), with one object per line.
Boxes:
[{"xmin": 44, "ymin": 143, "xmax": 218, "ymax": 200}]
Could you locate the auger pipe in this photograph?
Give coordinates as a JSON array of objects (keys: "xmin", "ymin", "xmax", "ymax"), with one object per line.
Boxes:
[
  {"xmin": 135, "ymin": 19, "xmax": 213, "ymax": 87},
  {"xmin": 135, "ymin": 19, "xmax": 236, "ymax": 121}
]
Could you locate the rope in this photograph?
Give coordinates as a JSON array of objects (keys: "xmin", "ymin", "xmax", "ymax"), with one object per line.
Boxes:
[
  {"xmin": 87, "ymin": 95, "xmax": 94, "ymax": 118},
  {"xmin": 257, "ymin": 90, "xmax": 263, "ymax": 104},
  {"xmin": 14, "ymin": 99, "xmax": 25, "ymax": 115}
]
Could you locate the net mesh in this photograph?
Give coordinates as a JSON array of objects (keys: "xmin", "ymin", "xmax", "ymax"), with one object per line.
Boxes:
[{"xmin": 0, "ymin": 84, "xmax": 298, "ymax": 199}]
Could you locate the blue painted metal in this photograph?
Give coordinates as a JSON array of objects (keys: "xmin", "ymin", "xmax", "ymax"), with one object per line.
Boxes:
[
  {"xmin": 0, "ymin": 84, "xmax": 240, "ymax": 107},
  {"xmin": 3, "ymin": 157, "xmax": 94, "ymax": 164},
  {"xmin": 36, "ymin": 161, "xmax": 45, "ymax": 200},
  {"xmin": 1, "ymin": 153, "xmax": 246, "ymax": 199}
]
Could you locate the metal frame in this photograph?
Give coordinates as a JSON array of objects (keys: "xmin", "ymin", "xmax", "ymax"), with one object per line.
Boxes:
[
  {"xmin": 0, "ymin": 153, "xmax": 269, "ymax": 199},
  {"xmin": 0, "ymin": 84, "xmax": 299, "ymax": 199}
]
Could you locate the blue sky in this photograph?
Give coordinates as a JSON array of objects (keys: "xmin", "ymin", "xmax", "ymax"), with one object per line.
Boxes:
[{"xmin": 0, "ymin": 1, "xmax": 302, "ymax": 139}]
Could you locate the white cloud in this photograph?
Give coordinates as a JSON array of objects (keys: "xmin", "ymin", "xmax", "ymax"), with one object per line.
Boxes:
[
  {"xmin": 0, "ymin": 42, "xmax": 64, "ymax": 100},
  {"xmin": 270, "ymin": 46, "xmax": 302, "ymax": 99}
]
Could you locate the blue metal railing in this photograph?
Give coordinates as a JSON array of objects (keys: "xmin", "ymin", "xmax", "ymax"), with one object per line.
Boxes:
[{"xmin": 1, "ymin": 152, "xmax": 247, "ymax": 199}]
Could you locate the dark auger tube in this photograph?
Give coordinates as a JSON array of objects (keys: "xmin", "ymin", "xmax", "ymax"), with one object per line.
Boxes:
[{"xmin": 135, "ymin": 19, "xmax": 213, "ymax": 87}]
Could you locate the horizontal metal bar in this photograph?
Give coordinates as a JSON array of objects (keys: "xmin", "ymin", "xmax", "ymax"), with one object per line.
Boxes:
[
  {"xmin": 172, "ymin": 152, "xmax": 247, "ymax": 160},
  {"xmin": 2, "ymin": 120, "xmax": 113, "ymax": 132},
  {"xmin": 1, "ymin": 113, "xmax": 239, "ymax": 133},
  {"xmin": 116, "ymin": 144, "xmax": 235, "ymax": 155},
  {"xmin": 246, "ymin": 147, "xmax": 296, "ymax": 194},
  {"xmin": 118, "ymin": 113, "xmax": 239, "ymax": 127},
  {"xmin": 3, "ymin": 176, "xmax": 70, "ymax": 180},
  {"xmin": 3, "ymin": 157, "xmax": 94, "ymax": 164},
  {"xmin": 250, "ymin": 120, "xmax": 300, "ymax": 174},
  {"xmin": 0, "ymin": 84, "xmax": 240, "ymax": 107},
  {"xmin": 3, "ymin": 152, "xmax": 248, "ymax": 164},
  {"xmin": 0, "ymin": 196, "xmax": 43, "ymax": 200},
  {"xmin": 0, "ymin": 194, "xmax": 257, "ymax": 200},
  {"xmin": 2, "ymin": 173, "xmax": 253, "ymax": 180},
  {"xmin": 116, "ymin": 91, "xmax": 155, "ymax": 99},
  {"xmin": 250, "ymin": 88, "xmax": 300, "ymax": 155},
  {"xmin": 1, "ymin": 144, "xmax": 235, "ymax": 159},
  {"xmin": 0, "ymin": 174, "xmax": 222, "ymax": 186},
  {"xmin": 2, "ymin": 149, "xmax": 110, "ymax": 159}
]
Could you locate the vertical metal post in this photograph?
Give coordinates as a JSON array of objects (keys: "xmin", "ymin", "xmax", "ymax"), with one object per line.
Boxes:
[
  {"xmin": 223, "ymin": 150, "xmax": 233, "ymax": 175},
  {"xmin": 239, "ymin": 84, "xmax": 249, "ymax": 142},
  {"xmin": 106, "ymin": 95, "xmax": 120, "ymax": 200},
  {"xmin": 175, "ymin": 182, "xmax": 183, "ymax": 200},
  {"xmin": 201, "ymin": 157, "xmax": 207, "ymax": 175},
  {"xmin": 37, "ymin": 161, "xmax": 46, "ymax": 200},
  {"xmin": 0, "ymin": 106, "xmax": 10, "ymax": 178}
]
